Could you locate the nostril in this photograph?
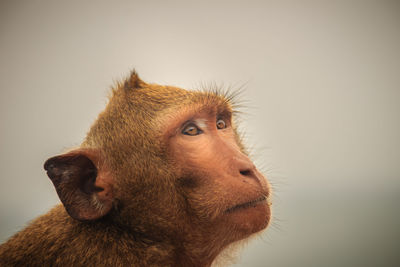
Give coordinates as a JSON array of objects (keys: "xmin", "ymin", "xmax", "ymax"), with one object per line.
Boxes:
[
  {"xmin": 240, "ymin": 170, "xmax": 252, "ymax": 177},
  {"xmin": 239, "ymin": 168, "xmax": 261, "ymax": 186}
]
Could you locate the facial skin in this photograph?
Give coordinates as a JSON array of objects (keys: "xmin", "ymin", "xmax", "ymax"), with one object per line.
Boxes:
[{"xmin": 165, "ymin": 104, "xmax": 271, "ymax": 258}]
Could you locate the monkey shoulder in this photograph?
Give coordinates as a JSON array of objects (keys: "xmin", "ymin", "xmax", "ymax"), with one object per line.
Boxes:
[{"xmin": 0, "ymin": 205, "xmax": 175, "ymax": 266}]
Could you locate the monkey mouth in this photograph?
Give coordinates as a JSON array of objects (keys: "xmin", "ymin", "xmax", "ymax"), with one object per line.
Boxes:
[{"xmin": 225, "ymin": 196, "xmax": 267, "ymax": 213}]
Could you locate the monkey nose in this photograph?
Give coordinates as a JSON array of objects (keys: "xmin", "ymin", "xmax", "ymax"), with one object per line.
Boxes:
[
  {"xmin": 239, "ymin": 169, "xmax": 253, "ymax": 177},
  {"xmin": 239, "ymin": 167, "xmax": 261, "ymax": 187},
  {"xmin": 239, "ymin": 168, "xmax": 256, "ymax": 179}
]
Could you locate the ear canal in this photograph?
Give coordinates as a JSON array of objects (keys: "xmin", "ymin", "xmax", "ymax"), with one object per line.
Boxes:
[
  {"xmin": 44, "ymin": 150, "xmax": 113, "ymax": 221},
  {"xmin": 124, "ymin": 69, "xmax": 147, "ymax": 90}
]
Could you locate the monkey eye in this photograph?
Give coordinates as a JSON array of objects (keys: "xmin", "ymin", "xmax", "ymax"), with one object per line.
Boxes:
[
  {"xmin": 182, "ymin": 124, "xmax": 203, "ymax": 136},
  {"xmin": 216, "ymin": 119, "xmax": 227, "ymax": 130}
]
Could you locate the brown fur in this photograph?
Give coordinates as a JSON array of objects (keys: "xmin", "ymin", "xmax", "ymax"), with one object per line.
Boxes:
[{"xmin": 0, "ymin": 71, "xmax": 271, "ymax": 266}]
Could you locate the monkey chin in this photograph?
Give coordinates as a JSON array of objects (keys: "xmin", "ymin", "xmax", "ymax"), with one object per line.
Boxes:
[{"xmin": 225, "ymin": 198, "xmax": 271, "ymax": 237}]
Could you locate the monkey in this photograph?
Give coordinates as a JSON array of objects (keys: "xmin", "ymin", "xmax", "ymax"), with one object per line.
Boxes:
[{"xmin": 0, "ymin": 71, "xmax": 271, "ymax": 267}]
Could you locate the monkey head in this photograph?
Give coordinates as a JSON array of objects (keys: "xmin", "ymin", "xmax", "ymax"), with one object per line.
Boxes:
[{"xmin": 44, "ymin": 71, "xmax": 271, "ymax": 262}]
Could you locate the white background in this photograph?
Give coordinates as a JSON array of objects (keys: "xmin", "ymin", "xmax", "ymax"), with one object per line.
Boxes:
[{"xmin": 1, "ymin": 1, "xmax": 399, "ymax": 266}]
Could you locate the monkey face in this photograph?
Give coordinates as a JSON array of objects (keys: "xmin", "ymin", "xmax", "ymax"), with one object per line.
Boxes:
[{"xmin": 166, "ymin": 105, "xmax": 271, "ymax": 241}]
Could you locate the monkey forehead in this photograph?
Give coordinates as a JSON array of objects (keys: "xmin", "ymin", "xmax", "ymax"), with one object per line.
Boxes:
[
  {"xmin": 134, "ymin": 85, "xmax": 231, "ymax": 107},
  {"xmin": 111, "ymin": 79, "xmax": 234, "ymax": 112}
]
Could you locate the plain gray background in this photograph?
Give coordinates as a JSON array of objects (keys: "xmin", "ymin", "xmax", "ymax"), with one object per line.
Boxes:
[{"xmin": 1, "ymin": 1, "xmax": 399, "ymax": 266}]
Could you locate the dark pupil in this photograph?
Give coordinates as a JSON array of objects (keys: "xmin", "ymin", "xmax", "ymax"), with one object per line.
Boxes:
[{"xmin": 217, "ymin": 121, "xmax": 224, "ymax": 129}]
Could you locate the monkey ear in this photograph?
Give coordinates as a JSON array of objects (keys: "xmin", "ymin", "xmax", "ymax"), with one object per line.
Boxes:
[
  {"xmin": 44, "ymin": 149, "xmax": 113, "ymax": 221},
  {"xmin": 124, "ymin": 69, "xmax": 147, "ymax": 90}
]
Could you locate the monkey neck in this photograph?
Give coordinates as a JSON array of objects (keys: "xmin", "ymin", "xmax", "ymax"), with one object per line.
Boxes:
[
  {"xmin": 173, "ymin": 222, "xmax": 239, "ymax": 267},
  {"xmin": 19, "ymin": 206, "xmax": 232, "ymax": 266},
  {"xmin": 83, "ymin": 212, "xmax": 224, "ymax": 266},
  {"xmin": 111, "ymin": 215, "xmax": 223, "ymax": 266},
  {"xmin": 176, "ymin": 242, "xmax": 223, "ymax": 267},
  {"xmin": 109, "ymin": 208, "xmax": 230, "ymax": 266}
]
